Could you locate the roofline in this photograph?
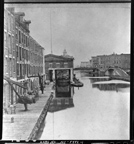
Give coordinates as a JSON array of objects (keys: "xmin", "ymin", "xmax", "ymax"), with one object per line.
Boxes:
[
  {"xmin": 49, "ymin": 68, "xmax": 73, "ymax": 70},
  {"xmin": 45, "ymin": 54, "xmax": 74, "ymax": 60}
]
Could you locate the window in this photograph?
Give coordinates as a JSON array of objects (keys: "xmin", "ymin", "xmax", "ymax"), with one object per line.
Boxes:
[
  {"xmin": 30, "ymin": 66, "xmax": 32, "ymax": 75},
  {"xmin": 10, "ymin": 16, "xmax": 12, "ymax": 32},
  {"xmin": 21, "ymin": 32, "xmax": 23, "ymax": 44},
  {"xmin": 20, "ymin": 64, "xmax": 22, "ymax": 77},
  {"xmin": 28, "ymin": 65, "xmax": 29, "ymax": 75},
  {"xmin": 4, "ymin": 32, "xmax": 7, "ymax": 47},
  {"xmin": 19, "ymin": 31, "xmax": 21, "ymax": 43},
  {"xmin": 56, "ymin": 63, "xmax": 60, "ymax": 68},
  {"xmin": 11, "ymin": 16, "xmax": 14, "ymax": 32},
  {"xmin": 64, "ymin": 62, "xmax": 68, "ymax": 68},
  {"xmin": 8, "ymin": 14, "xmax": 10, "ymax": 31},
  {"xmin": 16, "ymin": 28, "xmax": 18, "ymax": 39},
  {"xmin": 25, "ymin": 50, "xmax": 28, "ymax": 61},
  {"xmin": 41, "ymin": 67, "xmax": 43, "ymax": 73},
  {"xmin": 21, "ymin": 33, "xmax": 23, "ymax": 43},
  {"xmin": 4, "ymin": 58, "xmax": 8, "ymax": 75},
  {"xmin": 26, "ymin": 36, "xmax": 27, "ymax": 47},
  {"xmin": 12, "ymin": 36, "xmax": 14, "ymax": 50},
  {"xmin": 27, "ymin": 37, "xmax": 29, "ymax": 46},
  {"xmin": 13, "ymin": 59, "xmax": 16, "ymax": 72},
  {"xmin": 23, "ymin": 64, "xmax": 25, "ymax": 76},
  {"xmin": 17, "ymin": 64, "xmax": 19, "ymax": 76},
  {"xmin": 9, "ymin": 35, "xmax": 12, "ymax": 53},
  {"xmin": 9, "ymin": 59, "xmax": 12, "ymax": 77},
  {"xmin": 33, "ymin": 66, "xmax": 35, "ymax": 75},
  {"xmin": 22, "ymin": 48, "xmax": 24, "ymax": 59},
  {"xmin": 16, "ymin": 45, "xmax": 19, "ymax": 59},
  {"xmin": 49, "ymin": 63, "xmax": 52, "ymax": 68},
  {"xmin": 4, "ymin": 10, "xmax": 6, "ymax": 27},
  {"xmin": 24, "ymin": 64, "xmax": 26, "ymax": 75},
  {"xmin": 19, "ymin": 47, "xmax": 22, "ymax": 60},
  {"xmin": 8, "ymin": 35, "xmax": 11, "ymax": 50},
  {"xmin": 23, "ymin": 49, "xmax": 25, "ymax": 60}
]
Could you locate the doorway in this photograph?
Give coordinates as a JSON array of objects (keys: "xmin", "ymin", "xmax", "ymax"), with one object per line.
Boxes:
[{"xmin": 49, "ymin": 70, "xmax": 53, "ymax": 82}]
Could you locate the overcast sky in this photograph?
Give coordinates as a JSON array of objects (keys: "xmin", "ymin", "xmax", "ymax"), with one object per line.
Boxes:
[{"xmin": 6, "ymin": 3, "xmax": 131, "ymax": 67}]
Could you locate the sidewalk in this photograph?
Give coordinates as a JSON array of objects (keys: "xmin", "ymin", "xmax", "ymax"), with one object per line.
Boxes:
[{"xmin": 2, "ymin": 83, "xmax": 53, "ymax": 140}]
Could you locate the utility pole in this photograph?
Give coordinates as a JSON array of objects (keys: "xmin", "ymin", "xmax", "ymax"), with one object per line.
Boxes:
[{"xmin": 50, "ymin": 9, "xmax": 53, "ymax": 54}]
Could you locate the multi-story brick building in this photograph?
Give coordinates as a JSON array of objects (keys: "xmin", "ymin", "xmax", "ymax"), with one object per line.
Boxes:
[
  {"xmin": 45, "ymin": 50, "xmax": 74, "ymax": 81},
  {"xmin": 3, "ymin": 7, "xmax": 16, "ymax": 113},
  {"xmin": 29, "ymin": 36, "xmax": 44, "ymax": 78},
  {"xmin": 90, "ymin": 53, "xmax": 130, "ymax": 71},
  {"xmin": 3, "ymin": 7, "xmax": 45, "ymax": 114},
  {"xmin": 15, "ymin": 11, "xmax": 31, "ymax": 81},
  {"xmin": 91, "ymin": 56, "xmax": 99, "ymax": 68}
]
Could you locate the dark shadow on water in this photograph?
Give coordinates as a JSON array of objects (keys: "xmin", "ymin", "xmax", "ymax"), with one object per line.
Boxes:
[
  {"xmin": 48, "ymin": 98, "xmax": 74, "ymax": 113},
  {"xmin": 35, "ymin": 98, "xmax": 74, "ymax": 139},
  {"xmin": 92, "ymin": 83, "xmax": 130, "ymax": 92},
  {"xmin": 48, "ymin": 104, "xmax": 74, "ymax": 113},
  {"xmin": 89, "ymin": 77, "xmax": 109, "ymax": 83},
  {"xmin": 79, "ymin": 71, "xmax": 109, "ymax": 83}
]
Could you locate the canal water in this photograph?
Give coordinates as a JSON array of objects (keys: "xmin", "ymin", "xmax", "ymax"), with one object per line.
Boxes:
[{"xmin": 40, "ymin": 70, "xmax": 130, "ymax": 140}]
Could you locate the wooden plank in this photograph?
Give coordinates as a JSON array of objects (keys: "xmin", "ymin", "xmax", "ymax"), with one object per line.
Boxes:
[
  {"xmin": 4, "ymin": 76, "xmax": 27, "ymax": 89},
  {"xmin": 6, "ymin": 80, "xmax": 26, "ymax": 104}
]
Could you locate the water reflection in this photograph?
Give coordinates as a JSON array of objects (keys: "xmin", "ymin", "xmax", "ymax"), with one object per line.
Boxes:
[
  {"xmin": 40, "ymin": 70, "xmax": 130, "ymax": 140},
  {"xmin": 89, "ymin": 77, "xmax": 109, "ymax": 83},
  {"xmin": 80, "ymin": 71, "xmax": 105, "ymax": 78},
  {"xmin": 48, "ymin": 98, "xmax": 74, "ymax": 113},
  {"xmin": 92, "ymin": 83, "xmax": 130, "ymax": 92}
]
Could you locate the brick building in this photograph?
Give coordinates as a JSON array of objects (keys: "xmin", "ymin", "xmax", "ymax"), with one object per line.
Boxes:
[
  {"xmin": 45, "ymin": 50, "xmax": 74, "ymax": 81},
  {"xmin": 3, "ymin": 7, "xmax": 45, "ymax": 114},
  {"xmin": 90, "ymin": 53, "xmax": 130, "ymax": 71},
  {"xmin": 4, "ymin": 7, "xmax": 16, "ymax": 112},
  {"xmin": 91, "ymin": 56, "xmax": 99, "ymax": 68}
]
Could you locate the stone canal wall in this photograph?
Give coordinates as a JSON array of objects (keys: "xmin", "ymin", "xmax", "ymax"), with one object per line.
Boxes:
[
  {"xmin": 109, "ymin": 75, "xmax": 130, "ymax": 82},
  {"xmin": 28, "ymin": 93, "xmax": 53, "ymax": 140}
]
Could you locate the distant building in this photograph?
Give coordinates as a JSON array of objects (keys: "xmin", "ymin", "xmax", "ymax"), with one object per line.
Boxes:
[
  {"xmin": 90, "ymin": 53, "xmax": 130, "ymax": 71},
  {"xmin": 91, "ymin": 56, "xmax": 99, "ymax": 68},
  {"xmin": 80, "ymin": 61, "xmax": 90, "ymax": 68},
  {"xmin": 45, "ymin": 50, "xmax": 74, "ymax": 81}
]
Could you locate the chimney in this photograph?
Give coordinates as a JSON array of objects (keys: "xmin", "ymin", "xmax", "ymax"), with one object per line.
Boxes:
[
  {"xmin": 15, "ymin": 12, "xmax": 25, "ymax": 22},
  {"xmin": 24, "ymin": 20, "xmax": 31, "ymax": 30}
]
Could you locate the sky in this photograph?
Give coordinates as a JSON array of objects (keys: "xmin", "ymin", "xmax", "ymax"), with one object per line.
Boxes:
[{"xmin": 6, "ymin": 3, "xmax": 131, "ymax": 67}]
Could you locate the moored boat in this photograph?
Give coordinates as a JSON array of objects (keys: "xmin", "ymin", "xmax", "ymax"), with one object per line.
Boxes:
[{"xmin": 71, "ymin": 78, "xmax": 84, "ymax": 87}]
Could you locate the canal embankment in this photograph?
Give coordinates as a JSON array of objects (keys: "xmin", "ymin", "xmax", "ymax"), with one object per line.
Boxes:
[
  {"xmin": 109, "ymin": 75, "xmax": 130, "ymax": 82},
  {"xmin": 2, "ymin": 83, "xmax": 54, "ymax": 140}
]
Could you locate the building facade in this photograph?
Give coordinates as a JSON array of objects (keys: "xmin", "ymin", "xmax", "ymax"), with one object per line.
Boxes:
[
  {"xmin": 91, "ymin": 56, "xmax": 99, "ymax": 68},
  {"xmin": 90, "ymin": 53, "xmax": 130, "ymax": 71},
  {"xmin": 80, "ymin": 61, "xmax": 90, "ymax": 68},
  {"xmin": 45, "ymin": 50, "xmax": 74, "ymax": 81},
  {"xmin": 4, "ymin": 7, "xmax": 16, "ymax": 112},
  {"xmin": 3, "ymin": 7, "xmax": 45, "ymax": 114}
]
